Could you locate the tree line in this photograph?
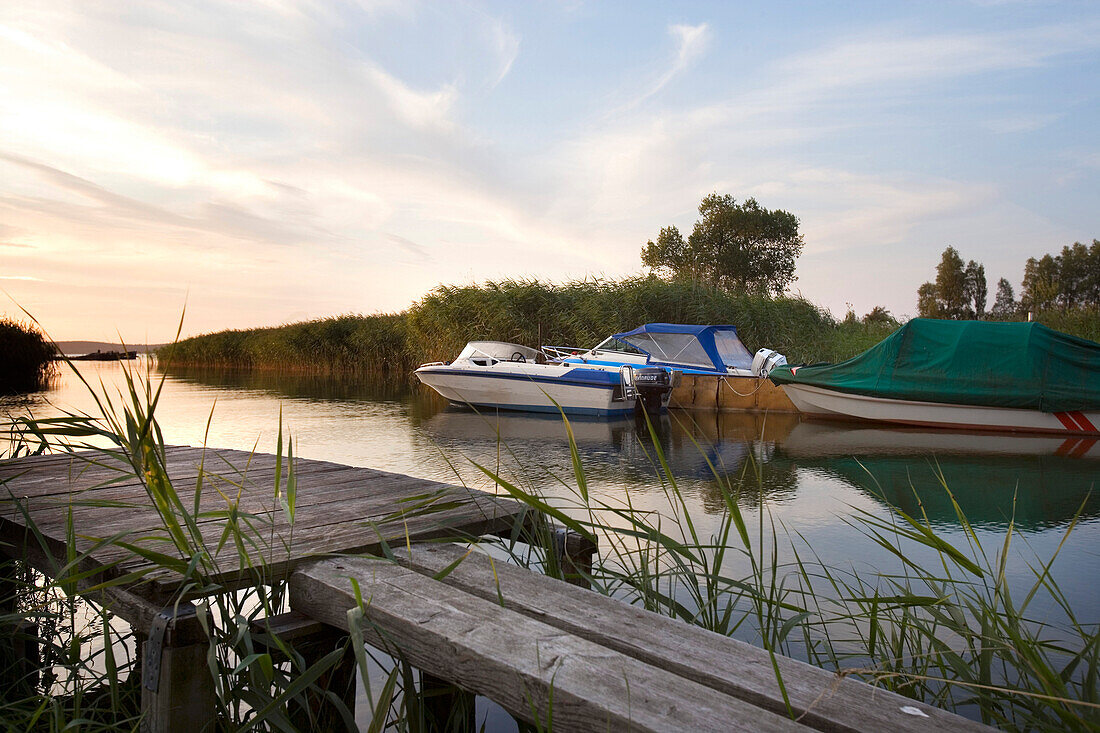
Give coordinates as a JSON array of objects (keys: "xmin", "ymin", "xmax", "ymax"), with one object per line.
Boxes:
[{"xmin": 917, "ymin": 240, "xmax": 1100, "ymax": 320}]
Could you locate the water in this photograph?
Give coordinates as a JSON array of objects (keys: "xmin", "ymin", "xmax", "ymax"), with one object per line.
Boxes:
[{"xmin": 4, "ymin": 359, "xmax": 1098, "ymax": 722}]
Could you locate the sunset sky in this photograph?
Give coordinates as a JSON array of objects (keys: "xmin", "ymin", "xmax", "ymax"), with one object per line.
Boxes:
[{"xmin": 2, "ymin": 1, "xmax": 1098, "ymax": 342}]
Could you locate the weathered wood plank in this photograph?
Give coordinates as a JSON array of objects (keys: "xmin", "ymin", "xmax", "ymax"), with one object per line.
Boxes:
[
  {"xmin": 291, "ymin": 556, "xmax": 808, "ymax": 733},
  {"xmin": 392, "ymin": 543, "xmax": 988, "ymax": 733},
  {"xmin": 1, "ymin": 447, "xmax": 526, "ymax": 601},
  {"xmin": 131, "ymin": 500, "xmax": 526, "ymax": 597}
]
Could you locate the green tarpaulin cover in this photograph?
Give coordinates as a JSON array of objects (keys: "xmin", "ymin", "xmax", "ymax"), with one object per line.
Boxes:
[{"xmin": 769, "ymin": 319, "xmax": 1100, "ymax": 413}]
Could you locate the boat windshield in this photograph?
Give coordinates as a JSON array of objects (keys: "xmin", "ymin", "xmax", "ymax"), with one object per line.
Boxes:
[
  {"xmin": 614, "ymin": 324, "xmax": 756, "ymax": 371},
  {"xmin": 713, "ymin": 331, "xmax": 754, "ymax": 370},
  {"xmin": 592, "ymin": 337, "xmax": 645, "ymax": 355},
  {"xmin": 620, "ymin": 332, "xmax": 715, "ymax": 370},
  {"xmin": 457, "ymin": 341, "xmax": 541, "ymax": 362}
]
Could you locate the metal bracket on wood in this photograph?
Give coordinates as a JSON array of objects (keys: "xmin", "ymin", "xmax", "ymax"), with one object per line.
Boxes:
[{"xmin": 142, "ymin": 605, "xmax": 197, "ymax": 692}]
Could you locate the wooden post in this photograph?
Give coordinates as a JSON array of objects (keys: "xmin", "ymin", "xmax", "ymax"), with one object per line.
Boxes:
[
  {"xmin": 0, "ymin": 559, "xmax": 38, "ymax": 699},
  {"xmin": 253, "ymin": 610, "xmax": 357, "ymax": 731},
  {"xmin": 553, "ymin": 528, "xmax": 597, "ymax": 588},
  {"xmin": 421, "ymin": 671, "xmax": 476, "ymax": 732},
  {"xmin": 290, "ymin": 631, "xmax": 357, "ymax": 732},
  {"xmin": 139, "ymin": 603, "xmax": 216, "ymax": 733}
]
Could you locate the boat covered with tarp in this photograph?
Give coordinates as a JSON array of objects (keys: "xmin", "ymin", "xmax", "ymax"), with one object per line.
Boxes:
[{"xmin": 769, "ymin": 319, "xmax": 1100, "ymax": 435}]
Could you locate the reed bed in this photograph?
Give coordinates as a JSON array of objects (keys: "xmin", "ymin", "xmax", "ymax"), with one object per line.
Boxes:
[
  {"xmin": 0, "ymin": 317, "xmax": 56, "ymax": 394},
  {"xmin": 1025, "ymin": 307, "xmax": 1100, "ymax": 343},
  {"xmin": 480, "ymin": 410, "xmax": 1099, "ymax": 731},
  {"xmin": 161, "ymin": 277, "xmax": 901, "ymax": 374}
]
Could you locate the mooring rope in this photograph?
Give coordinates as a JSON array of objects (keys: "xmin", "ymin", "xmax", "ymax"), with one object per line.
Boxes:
[{"xmin": 719, "ymin": 375, "xmax": 767, "ymax": 397}]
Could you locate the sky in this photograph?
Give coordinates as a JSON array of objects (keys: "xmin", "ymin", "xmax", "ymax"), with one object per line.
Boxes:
[{"xmin": 1, "ymin": 1, "xmax": 1098, "ymax": 343}]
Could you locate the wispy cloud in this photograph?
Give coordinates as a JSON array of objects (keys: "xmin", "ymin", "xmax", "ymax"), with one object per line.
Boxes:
[
  {"xmin": 618, "ymin": 23, "xmax": 711, "ymax": 112},
  {"xmin": 386, "ymin": 233, "xmax": 430, "ymax": 261},
  {"xmin": 773, "ymin": 21, "xmax": 1100, "ymax": 100}
]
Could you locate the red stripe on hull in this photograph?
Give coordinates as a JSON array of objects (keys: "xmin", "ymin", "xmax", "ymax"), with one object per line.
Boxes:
[
  {"xmin": 1054, "ymin": 412, "xmax": 1081, "ymax": 431},
  {"xmin": 1070, "ymin": 439, "xmax": 1097, "ymax": 458},
  {"xmin": 1070, "ymin": 411, "xmax": 1098, "ymax": 433},
  {"xmin": 800, "ymin": 412, "xmax": 1100, "ymax": 436},
  {"xmin": 1056, "ymin": 439, "xmax": 1080, "ymax": 457}
]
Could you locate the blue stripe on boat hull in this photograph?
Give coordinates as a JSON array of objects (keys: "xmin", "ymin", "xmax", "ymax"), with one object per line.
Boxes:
[
  {"xmin": 416, "ymin": 367, "xmax": 618, "ymax": 390},
  {"xmin": 446, "ymin": 400, "xmax": 634, "ymax": 417}
]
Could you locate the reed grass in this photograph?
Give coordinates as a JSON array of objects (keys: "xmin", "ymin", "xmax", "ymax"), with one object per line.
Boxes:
[
  {"xmin": 2, "ymin": 344, "xmax": 1096, "ymax": 730},
  {"xmin": 470, "ymin": 408, "xmax": 1099, "ymax": 731},
  {"xmin": 1025, "ymin": 307, "xmax": 1100, "ymax": 343},
  {"xmin": 161, "ymin": 277, "xmax": 896, "ymax": 374},
  {"xmin": 0, "ymin": 317, "xmax": 56, "ymax": 394}
]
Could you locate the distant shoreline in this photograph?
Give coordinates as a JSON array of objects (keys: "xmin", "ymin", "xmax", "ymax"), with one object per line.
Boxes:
[{"xmin": 55, "ymin": 341, "xmax": 164, "ymax": 356}]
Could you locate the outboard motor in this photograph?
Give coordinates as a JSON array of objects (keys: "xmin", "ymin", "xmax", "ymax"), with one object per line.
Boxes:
[
  {"xmin": 751, "ymin": 349, "xmax": 787, "ymax": 379},
  {"xmin": 633, "ymin": 367, "xmax": 673, "ymax": 415}
]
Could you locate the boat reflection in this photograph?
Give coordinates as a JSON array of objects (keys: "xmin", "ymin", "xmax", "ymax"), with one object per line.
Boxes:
[
  {"xmin": 421, "ymin": 407, "xmax": 803, "ymax": 504},
  {"xmin": 781, "ymin": 423, "xmax": 1099, "ymax": 530}
]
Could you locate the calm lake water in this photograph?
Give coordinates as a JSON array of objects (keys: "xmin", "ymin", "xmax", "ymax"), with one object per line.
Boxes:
[{"xmin": 4, "ymin": 358, "xmax": 1098, "ymax": 724}]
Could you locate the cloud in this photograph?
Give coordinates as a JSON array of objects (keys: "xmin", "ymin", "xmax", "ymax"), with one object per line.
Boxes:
[
  {"xmin": 982, "ymin": 113, "xmax": 1062, "ymax": 134},
  {"xmin": 0, "ymin": 3, "xmax": 1095, "ymax": 336},
  {"xmin": 485, "ymin": 16, "xmax": 521, "ymax": 88},
  {"xmin": 774, "ymin": 22, "xmax": 1100, "ymax": 99},
  {"xmin": 617, "ymin": 22, "xmax": 711, "ymax": 112},
  {"xmin": 385, "ymin": 233, "xmax": 430, "ymax": 261}
]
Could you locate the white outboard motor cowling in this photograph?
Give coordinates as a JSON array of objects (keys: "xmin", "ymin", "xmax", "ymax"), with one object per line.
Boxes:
[{"xmin": 751, "ymin": 349, "xmax": 787, "ymax": 378}]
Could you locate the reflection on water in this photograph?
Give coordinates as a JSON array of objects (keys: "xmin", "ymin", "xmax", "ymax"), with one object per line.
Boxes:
[
  {"xmin": 40, "ymin": 362, "xmax": 1094, "ymax": 535},
  {"xmin": 4, "ymin": 360, "xmax": 1097, "ymax": 622},
  {"xmin": 780, "ymin": 423, "xmax": 1100, "ymax": 530},
  {"xmin": 160, "ymin": 364, "xmax": 422, "ymax": 405}
]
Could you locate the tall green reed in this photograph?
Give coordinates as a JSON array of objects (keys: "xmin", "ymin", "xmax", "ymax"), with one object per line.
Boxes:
[
  {"xmin": 463, "ymin": 408, "xmax": 1098, "ymax": 731},
  {"xmin": 1, "ymin": 348, "xmax": 429, "ymax": 730}
]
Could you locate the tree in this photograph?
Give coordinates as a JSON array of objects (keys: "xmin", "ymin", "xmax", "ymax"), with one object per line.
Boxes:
[
  {"xmin": 916, "ymin": 248, "xmax": 990, "ymax": 319},
  {"xmin": 917, "ymin": 282, "xmax": 941, "ymax": 318},
  {"xmin": 641, "ymin": 193, "xmax": 804, "ymax": 294},
  {"xmin": 989, "ymin": 278, "xmax": 1017, "ymax": 319},
  {"xmin": 964, "ymin": 260, "xmax": 987, "ymax": 319},
  {"xmin": 1085, "ymin": 239, "xmax": 1100, "ymax": 306},
  {"xmin": 935, "ymin": 247, "xmax": 971, "ymax": 319},
  {"xmin": 1020, "ymin": 254, "xmax": 1059, "ymax": 313},
  {"xmin": 862, "ymin": 306, "xmax": 897, "ymax": 325},
  {"xmin": 641, "ymin": 226, "xmax": 693, "ymax": 280}
]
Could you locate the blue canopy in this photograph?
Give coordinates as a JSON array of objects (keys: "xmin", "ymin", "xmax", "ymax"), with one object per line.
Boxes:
[{"xmin": 612, "ymin": 323, "xmax": 755, "ymax": 373}]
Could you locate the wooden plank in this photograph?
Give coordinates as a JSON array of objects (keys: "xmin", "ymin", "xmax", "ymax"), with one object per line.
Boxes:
[
  {"xmin": 1, "ymin": 447, "xmax": 527, "ymax": 602},
  {"xmin": 0, "ymin": 448, "xmax": 371, "ymax": 500},
  {"xmin": 291, "ymin": 556, "xmax": 808, "ymax": 733},
  {"xmin": 392, "ymin": 543, "xmax": 990, "ymax": 733},
  {"xmin": 0, "ymin": 484, "xmax": 518, "ymax": 590},
  {"xmin": 1, "ymin": 467, "xmax": 465, "ymax": 534},
  {"xmin": 132, "ymin": 499, "xmax": 526, "ymax": 597},
  {"xmin": 0, "ymin": 488, "xmax": 521, "ymax": 603}
]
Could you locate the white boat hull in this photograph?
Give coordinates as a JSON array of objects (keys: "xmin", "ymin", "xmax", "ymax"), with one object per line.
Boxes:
[
  {"xmin": 416, "ymin": 363, "xmax": 635, "ymax": 416},
  {"xmin": 781, "ymin": 384, "xmax": 1100, "ymax": 436}
]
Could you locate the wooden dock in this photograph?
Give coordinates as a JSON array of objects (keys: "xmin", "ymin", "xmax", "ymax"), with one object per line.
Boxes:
[
  {"xmin": 670, "ymin": 374, "xmax": 799, "ymax": 412},
  {"xmin": 0, "ymin": 446, "xmax": 988, "ymax": 732}
]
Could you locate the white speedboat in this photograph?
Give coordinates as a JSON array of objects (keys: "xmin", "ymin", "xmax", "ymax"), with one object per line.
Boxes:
[
  {"xmin": 771, "ymin": 319, "xmax": 1100, "ymax": 436},
  {"xmin": 414, "ymin": 341, "xmax": 672, "ymax": 416}
]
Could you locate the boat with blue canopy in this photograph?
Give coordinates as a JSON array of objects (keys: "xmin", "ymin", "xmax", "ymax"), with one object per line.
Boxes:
[
  {"xmin": 544, "ymin": 323, "xmax": 787, "ymax": 378},
  {"xmin": 415, "ymin": 324, "xmax": 787, "ymax": 417}
]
